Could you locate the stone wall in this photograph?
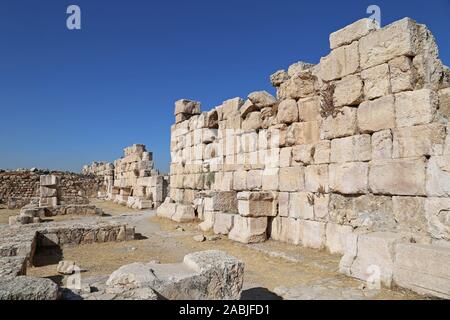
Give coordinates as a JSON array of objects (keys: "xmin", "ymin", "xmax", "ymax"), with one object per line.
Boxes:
[
  {"xmin": 159, "ymin": 18, "xmax": 450, "ymax": 298},
  {"xmin": 0, "ymin": 170, "xmax": 103, "ymax": 209},
  {"xmin": 83, "ymin": 144, "xmax": 169, "ymax": 209}
]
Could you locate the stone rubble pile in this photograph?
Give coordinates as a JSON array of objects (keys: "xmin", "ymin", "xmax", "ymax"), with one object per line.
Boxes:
[
  {"xmin": 83, "ymin": 144, "xmax": 169, "ymax": 210},
  {"xmin": 159, "ymin": 18, "xmax": 450, "ymax": 298}
]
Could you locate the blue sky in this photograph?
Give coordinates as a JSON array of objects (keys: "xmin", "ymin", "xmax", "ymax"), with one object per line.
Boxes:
[{"xmin": 0, "ymin": 0, "xmax": 449, "ymax": 173}]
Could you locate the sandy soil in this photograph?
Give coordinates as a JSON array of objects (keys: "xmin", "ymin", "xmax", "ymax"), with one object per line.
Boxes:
[
  {"xmin": 27, "ymin": 201, "xmax": 425, "ymax": 300},
  {"xmin": 0, "ymin": 208, "xmax": 19, "ymax": 225}
]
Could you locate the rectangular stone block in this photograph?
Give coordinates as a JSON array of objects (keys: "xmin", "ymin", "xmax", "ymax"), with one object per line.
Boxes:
[
  {"xmin": 286, "ymin": 121, "xmax": 321, "ymax": 146},
  {"xmin": 278, "ymin": 192, "xmax": 289, "ymax": 217},
  {"xmin": 279, "ymin": 166, "xmax": 305, "ymax": 192},
  {"xmin": 262, "ymin": 168, "xmax": 279, "ymax": 191},
  {"xmin": 299, "ymin": 220, "xmax": 326, "ymax": 249},
  {"xmin": 389, "ymin": 56, "xmax": 416, "ymax": 93},
  {"xmin": 329, "ymin": 162, "xmax": 369, "ymax": 195},
  {"xmin": 288, "ymin": 192, "xmax": 314, "ymax": 220},
  {"xmin": 298, "ymin": 96, "xmax": 321, "ymax": 122},
  {"xmin": 270, "ymin": 217, "xmax": 302, "ymax": 245},
  {"xmin": 369, "ymin": 158, "xmax": 426, "ymax": 196},
  {"xmin": 330, "ymin": 135, "xmax": 371, "ymax": 163},
  {"xmin": 392, "ymin": 196, "xmax": 427, "ymax": 234},
  {"xmin": 238, "ymin": 192, "xmax": 275, "ymax": 217},
  {"xmin": 233, "ymin": 170, "xmax": 247, "ymax": 191},
  {"xmin": 393, "ymin": 123, "xmax": 445, "ymax": 158},
  {"xmin": 426, "ymin": 156, "xmax": 450, "ymax": 197},
  {"xmin": 326, "ymin": 223, "xmax": 354, "ymax": 255},
  {"xmin": 313, "ymin": 141, "xmax": 331, "ymax": 164},
  {"xmin": 39, "ymin": 197, "xmax": 58, "ymax": 208},
  {"xmin": 372, "ymin": 130, "xmax": 393, "ymax": 160},
  {"xmin": 211, "ymin": 191, "xmax": 238, "ymax": 213},
  {"xmin": 329, "ymin": 18, "xmax": 379, "ymax": 49},
  {"xmin": 40, "ymin": 175, "xmax": 58, "ymax": 187},
  {"xmin": 40, "ymin": 186, "xmax": 57, "ymax": 198},
  {"xmin": 361, "ymin": 63, "xmax": 391, "ymax": 100},
  {"xmin": 313, "ymin": 194, "xmax": 329, "ymax": 221},
  {"xmin": 304, "ymin": 165, "xmax": 329, "ymax": 193},
  {"xmin": 439, "ymin": 87, "xmax": 450, "ymax": 119},
  {"xmin": 319, "ymin": 42, "xmax": 359, "ymax": 81},
  {"xmin": 247, "ymin": 170, "xmax": 263, "ymax": 191},
  {"xmin": 394, "ymin": 243, "xmax": 450, "ymax": 299},
  {"xmin": 213, "ymin": 213, "xmax": 235, "ymax": 235},
  {"xmin": 357, "ymin": 95, "xmax": 396, "ymax": 133},
  {"xmin": 321, "ymin": 107, "xmax": 357, "ymax": 140},
  {"xmin": 333, "ymin": 75, "xmax": 363, "ymax": 107},
  {"xmin": 359, "ymin": 18, "xmax": 418, "ymax": 70},
  {"xmin": 395, "ymin": 89, "xmax": 437, "ymax": 127},
  {"xmin": 279, "ymin": 147, "xmax": 292, "ymax": 168},
  {"xmin": 424, "ymin": 198, "xmax": 450, "ymax": 240},
  {"xmin": 228, "ymin": 216, "xmax": 268, "ymax": 244}
]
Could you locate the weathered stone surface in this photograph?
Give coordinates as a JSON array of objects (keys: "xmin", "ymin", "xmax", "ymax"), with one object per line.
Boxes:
[
  {"xmin": 395, "ymin": 89, "xmax": 437, "ymax": 127},
  {"xmin": 279, "ymin": 167, "xmax": 304, "ymax": 192},
  {"xmin": 426, "ymin": 156, "xmax": 450, "ymax": 197},
  {"xmin": 372, "ymin": 130, "xmax": 393, "ymax": 160},
  {"xmin": 357, "ymin": 95, "xmax": 396, "ymax": 133},
  {"xmin": 278, "ymin": 72, "xmax": 317, "ymax": 100},
  {"xmin": 298, "ymin": 96, "xmax": 321, "ymax": 122},
  {"xmin": 304, "ymin": 165, "xmax": 329, "ymax": 193},
  {"xmin": 359, "ymin": 18, "xmax": 419, "ymax": 70},
  {"xmin": 57, "ymin": 260, "xmax": 76, "ymax": 275},
  {"xmin": 107, "ymin": 251, "xmax": 244, "ymax": 300},
  {"xmin": 393, "ymin": 124, "xmax": 445, "ymax": 158},
  {"xmin": 319, "ymin": 42, "xmax": 359, "ymax": 81},
  {"xmin": 270, "ymin": 70, "xmax": 289, "ymax": 87},
  {"xmin": 210, "ymin": 191, "xmax": 238, "ymax": 213},
  {"xmin": 313, "ymin": 141, "xmax": 331, "ymax": 164},
  {"xmin": 172, "ymin": 204, "xmax": 196, "ymax": 223},
  {"xmin": 277, "ymin": 99, "xmax": 299, "ymax": 124},
  {"xmin": 394, "ymin": 243, "xmax": 450, "ymax": 299},
  {"xmin": 320, "ymin": 107, "xmax": 357, "ymax": 140},
  {"xmin": 333, "ymin": 75, "xmax": 363, "ymax": 107},
  {"xmin": 329, "ymin": 18, "xmax": 379, "ymax": 49},
  {"xmin": 389, "ymin": 56, "xmax": 416, "ymax": 93},
  {"xmin": 156, "ymin": 200, "xmax": 177, "ymax": 220},
  {"xmin": 174, "ymin": 99, "xmax": 201, "ymax": 116},
  {"xmin": 228, "ymin": 216, "xmax": 267, "ymax": 244},
  {"xmin": 326, "ymin": 223, "xmax": 354, "ymax": 255},
  {"xmin": 392, "ymin": 196, "xmax": 427, "ymax": 234},
  {"xmin": 238, "ymin": 192, "xmax": 275, "ymax": 217},
  {"xmin": 424, "ymin": 198, "xmax": 450, "ymax": 241},
  {"xmin": 299, "ymin": 220, "xmax": 326, "ymax": 249},
  {"xmin": 0, "ymin": 276, "xmax": 59, "ymax": 300},
  {"xmin": 40, "ymin": 175, "xmax": 58, "ymax": 187},
  {"xmin": 286, "ymin": 121, "xmax": 320, "ymax": 146},
  {"xmin": 213, "ymin": 213, "xmax": 235, "ymax": 235},
  {"xmin": 248, "ymin": 91, "xmax": 277, "ymax": 109},
  {"xmin": 439, "ymin": 88, "xmax": 450, "ymax": 118},
  {"xmin": 287, "ymin": 61, "xmax": 315, "ymax": 77},
  {"xmin": 369, "ymin": 158, "xmax": 426, "ymax": 196},
  {"xmin": 288, "ymin": 192, "xmax": 314, "ymax": 220},
  {"xmin": 240, "ymin": 99, "xmax": 258, "ymax": 119},
  {"xmin": 341, "ymin": 232, "xmax": 407, "ymax": 287},
  {"xmin": 361, "ymin": 64, "xmax": 391, "ymax": 100},
  {"xmin": 330, "ymin": 135, "xmax": 371, "ymax": 163},
  {"xmin": 262, "ymin": 168, "xmax": 279, "ymax": 191},
  {"xmin": 270, "ymin": 217, "xmax": 302, "ymax": 245},
  {"xmin": 329, "ymin": 162, "xmax": 368, "ymax": 195}
]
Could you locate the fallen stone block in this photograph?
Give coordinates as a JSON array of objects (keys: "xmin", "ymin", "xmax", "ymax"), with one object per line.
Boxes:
[
  {"xmin": 0, "ymin": 276, "xmax": 59, "ymax": 300},
  {"xmin": 57, "ymin": 260, "xmax": 76, "ymax": 275},
  {"xmin": 228, "ymin": 216, "xmax": 267, "ymax": 244},
  {"xmin": 106, "ymin": 250, "xmax": 244, "ymax": 300},
  {"xmin": 156, "ymin": 201, "xmax": 177, "ymax": 220},
  {"xmin": 172, "ymin": 204, "xmax": 196, "ymax": 223}
]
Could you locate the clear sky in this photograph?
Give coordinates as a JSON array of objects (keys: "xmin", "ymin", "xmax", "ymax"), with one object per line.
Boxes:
[{"xmin": 1, "ymin": 0, "xmax": 449, "ymax": 173}]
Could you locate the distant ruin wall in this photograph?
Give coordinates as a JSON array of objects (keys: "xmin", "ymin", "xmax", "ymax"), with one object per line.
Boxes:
[
  {"xmin": 0, "ymin": 171, "xmax": 103, "ymax": 209},
  {"xmin": 159, "ymin": 18, "xmax": 450, "ymax": 298}
]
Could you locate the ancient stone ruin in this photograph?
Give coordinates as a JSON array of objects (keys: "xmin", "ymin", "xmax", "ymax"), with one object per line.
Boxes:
[
  {"xmin": 83, "ymin": 144, "xmax": 169, "ymax": 210},
  {"xmin": 158, "ymin": 18, "xmax": 450, "ymax": 298}
]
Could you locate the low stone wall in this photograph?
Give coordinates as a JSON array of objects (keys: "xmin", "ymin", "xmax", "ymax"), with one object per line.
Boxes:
[
  {"xmin": 159, "ymin": 17, "xmax": 450, "ymax": 298},
  {"xmin": 0, "ymin": 170, "xmax": 103, "ymax": 209}
]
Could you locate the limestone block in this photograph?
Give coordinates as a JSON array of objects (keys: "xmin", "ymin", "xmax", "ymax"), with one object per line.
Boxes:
[
  {"xmin": 270, "ymin": 217, "xmax": 302, "ymax": 245},
  {"xmin": 172, "ymin": 204, "xmax": 196, "ymax": 223},
  {"xmin": 278, "ymin": 72, "xmax": 316, "ymax": 99},
  {"xmin": 372, "ymin": 130, "xmax": 393, "ymax": 160},
  {"xmin": 394, "ymin": 243, "xmax": 450, "ymax": 299},
  {"xmin": 221, "ymin": 98, "xmax": 244, "ymax": 120},
  {"xmin": 242, "ymin": 112, "xmax": 262, "ymax": 132},
  {"xmin": 298, "ymin": 96, "xmax": 321, "ymax": 122},
  {"xmin": 262, "ymin": 168, "xmax": 279, "ymax": 191},
  {"xmin": 39, "ymin": 197, "xmax": 58, "ymax": 208},
  {"xmin": 278, "ymin": 192, "xmax": 289, "ymax": 217},
  {"xmin": 292, "ymin": 144, "xmax": 314, "ymax": 165},
  {"xmin": 361, "ymin": 64, "xmax": 391, "ymax": 100},
  {"xmin": 289, "ymin": 192, "xmax": 314, "ymax": 220},
  {"xmin": 279, "ymin": 147, "xmax": 292, "ymax": 168},
  {"xmin": 314, "ymin": 194, "xmax": 330, "ymax": 221},
  {"xmin": 329, "ymin": 18, "xmax": 379, "ymax": 49},
  {"xmin": 286, "ymin": 121, "xmax": 320, "ymax": 146},
  {"xmin": 40, "ymin": 186, "xmax": 57, "ymax": 198},
  {"xmin": 392, "ymin": 196, "xmax": 427, "ymax": 234},
  {"xmin": 233, "ymin": 170, "xmax": 247, "ymax": 191},
  {"xmin": 156, "ymin": 201, "xmax": 177, "ymax": 220},
  {"xmin": 176, "ymin": 113, "xmax": 191, "ymax": 124},
  {"xmin": 238, "ymin": 192, "xmax": 275, "ymax": 218},
  {"xmin": 246, "ymin": 170, "xmax": 262, "ymax": 191},
  {"xmin": 270, "ymin": 70, "xmax": 289, "ymax": 87},
  {"xmin": 426, "ymin": 156, "xmax": 450, "ymax": 197},
  {"xmin": 326, "ymin": 223, "xmax": 354, "ymax": 255},
  {"xmin": 248, "ymin": 91, "xmax": 277, "ymax": 109},
  {"xmin": 313, "ymin": 141, "xmax": 331, "ymax": 164},
  {"xmin": 318, "ymin": 41, "xmax": 359, "ymax": 81},
  {"xmin": 357, "ymin": 95, "xmax": 396, "ymax": 133},
  {"xmin": 213, "ymin": 213, "xmax": 235, "ymax": 235},
  {"xmin": 287, "ymin": 61, "xmax": 315, "ymax": 77},
  {"xmin": 424, "ymin": 198, "xmax": 450, "ymax": 241},
  {"xmin": 395, "ymin": 89, "xmax": 438, "ymax": 127},
  {"xmin": 241, "ymin": 132, "xmax": 258, "ymax": 153},
  {"xmin": 359, "ymin": 18, "xmax": 419, "ymax": 70},
  {"xmin": 333, "ymin": 75, "xmax": 363, "ymax": 107},
  {"xmin": 343, "ymin": 232, "xmax": 407, "ymax": 287},
  {"xmin": 329, "ymin": 162, "xmax": 369, "ymax": 195},
  {"xmin": 439, "ymin": 88, "xmax": 450, "ymax": 119},
  {"xmin": 211, "ymin": 191, "xmax": 238, "ymax": 213},
  {"xmin": 199, "ymin": 211, "xmax": 215, "ymax": 232},
  {"xmin": 240, "ymin": 99, "xmax": 258, "ymax": 119},
  {"xmin": 320, "ymin": 107, "xmax": 357, "ymax": 140},
  {"xmin": 40, "ymin": 175, "xmax": 58, "ymax": 187},
  {"xmin": 228, "ymin": 216, "xmax": 268, "ymax": 244},
  {"xmin": 279, "ymin": 166, "xmax": 305, "ymax": 192},
  {"xmin": 299, "ymin": 220, "xmax": 326, "ymax": 249},
  {"xmin": 393, "ymin": 124, "xmax": 445, "ymax": 158},
  {"xmin": 369, "ymin": 158, "xmax": 426, "ymax": 196},
  {"xmin": 220, "ymin": 172, "xmax": 233, "ymax": 191},
  {"xmin": 277, "ymin": 99, "xmax": 299, "ymax": 124},
  {"xmin": 305, "ymin": 165, "xmax": 329, "ymax": 193},
  {"xmin": 389, "ymin": 56, "xmax": 416, "ymax": 93},
  {"xmin": 330, "ymin": 135, "xmax": 371, "ymax": 163}
]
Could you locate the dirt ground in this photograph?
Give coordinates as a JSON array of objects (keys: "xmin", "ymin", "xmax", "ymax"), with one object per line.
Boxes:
[
  {"xmin": 26, "ymin": 200, "xmax": 425, "ymax": 300},
  {"xmin": 0, "ymin": 207, "xmax": 19, "ymax": 224}
]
